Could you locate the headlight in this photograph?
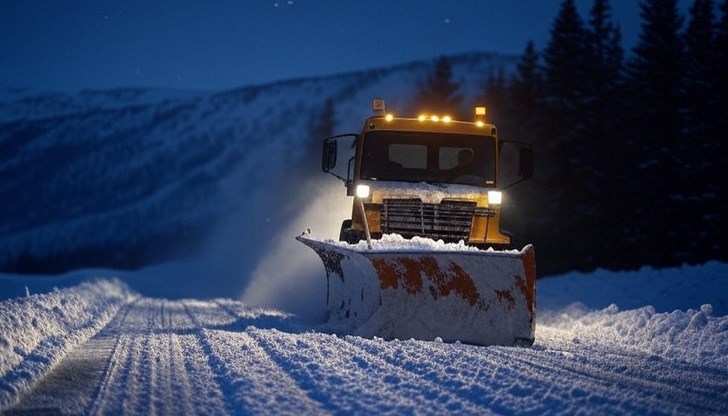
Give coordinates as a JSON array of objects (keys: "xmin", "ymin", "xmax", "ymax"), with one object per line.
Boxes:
[
  {"xmin": 488, "ymin": 190, "xmax": 502, "ymax": 205},
  {"xmin": 356, "ymin": 184, "xmax": 370, "ymax": 198}
]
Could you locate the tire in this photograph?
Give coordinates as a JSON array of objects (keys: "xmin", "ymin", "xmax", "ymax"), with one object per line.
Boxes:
[{"xmin": 339, "ymin": 219, "xmax": 363, "ymax": 244}]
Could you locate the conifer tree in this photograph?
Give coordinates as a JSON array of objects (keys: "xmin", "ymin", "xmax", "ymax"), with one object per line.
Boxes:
[
  {"xmin": 415, "ymin": 56, "xmax": 463, "ymax": 116},
  {"xmin": 585, "ymin": 0, "xmax": 624, "ymax": 113},
  {"xmin": 509, "ymin": 41, "xmax": 543, "ymax": 145},
  {"xmin": 582, "ymin": 0, "xmax": 624, "ymax": 182},
  {"xmin": 713, "ymin": 0, "xmax": 728, "ymax": 138},
  {"xmin": 683, "ymin": 0, "xmax": 715, "ymax": 139},
  {"xmin": 540, "ymin": 0, "xmax": 590, "ymax": 188},
  {"xmin": 714, "ymin": 0, "xmax": 728, "ymax": 257},
  {"xmin": 685, "ymin": 0, "xmax": 725, "ymax": 260},
  {"xmin": 625, "ymin": 0, "xmax": 685, "ymax": 266},
  {"xmin": 580, "ymin": 0, "xmax": 626, "ymax": 269},
  {"xmin": 537, "ymin": 0, "xmax": 592, "ymax": 272},
  {"xmin": 481, "ymin": 67, "xmax": 510, "ymax": 134},
  {"xmin": 496, "ymin": 41, "xmax": 545, "ymax": 254},
  {"xmin": 717, "ymin": 0, "xmax": 728, "ymax": 105},
  {"xmin": 542, "ymin": 0, "xmax": 589, "ymax": 130}
]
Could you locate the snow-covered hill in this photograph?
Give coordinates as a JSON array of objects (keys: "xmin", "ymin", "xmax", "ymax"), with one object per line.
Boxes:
[
  {"xmin": 0, "ymin": 261, "xmax": 726, "ymax": 415},
  {"xmin": 0, "ymin": 52, "xmax": 515, "ymax": 277}
]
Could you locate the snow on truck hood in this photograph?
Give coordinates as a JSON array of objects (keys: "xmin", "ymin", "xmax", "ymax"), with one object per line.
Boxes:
[{"xmin": 360, "ymin": 180, "xmax": 488, "ymax": 204}]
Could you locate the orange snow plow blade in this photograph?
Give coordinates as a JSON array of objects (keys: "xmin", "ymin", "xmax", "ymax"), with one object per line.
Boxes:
[{"xmin": 297, "ymin": 235, "xmax": 536, "ymax": 346}]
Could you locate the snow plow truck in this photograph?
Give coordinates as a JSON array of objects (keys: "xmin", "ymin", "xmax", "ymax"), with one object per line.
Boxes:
[{"xmin": 297, "ymin": 99, "xmax": 536, "ymax": 346}]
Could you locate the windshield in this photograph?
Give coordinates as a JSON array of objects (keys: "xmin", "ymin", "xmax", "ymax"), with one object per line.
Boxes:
[{"xmin": 359, "ymin": 131, "xmax": 496, "ymax": 187}]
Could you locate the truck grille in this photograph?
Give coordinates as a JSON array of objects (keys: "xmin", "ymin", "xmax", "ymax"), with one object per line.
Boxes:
[{"xmin": 381, "ymin": 198, "xmax": 483, "ymax": 242}]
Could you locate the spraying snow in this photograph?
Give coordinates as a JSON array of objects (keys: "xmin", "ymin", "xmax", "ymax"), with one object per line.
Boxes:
[{"xmin": 241, "ymin": 177, "xmax": 352, "ymax": 321}]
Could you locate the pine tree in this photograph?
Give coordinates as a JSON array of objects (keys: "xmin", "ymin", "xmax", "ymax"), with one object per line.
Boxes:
[
  {"xmin": 691, "ymin": 0, "xmax": 728, "ymax": 260},
  {"xmin": 415, "ymin": 56, "xmax": 463, "ymax": 116},
  {"xmin": 683, "ymin": 0, "xmax": 715, "ymax": 138},
  {"xmin": 581, "ymin": 0, "xmax": 627, "ymax": 269},
  {"xmin": 497, "ymin": 41, "xmax": 545, "ymax": 254},
  {"xmin": 509, "ymin": 41, "xmax": 543, "ymax": 145},
  {"xmin": 717, "ymin": 0, "xmax": 728, "ymax": 106},
  {"xmin": 683, "ymin": 0, "xmax": 716, "ymax": 250},
  {"xmin": 714, "ymin": 0, "xmax": 728, "ymax": 259},
  {"xmin": 481, "ymin": 67, "xmax": 510, "ymax": 133},
  {"xmin": 542, "ymin": 0, "xmax": 590, "ymax": 130},
  {"xmin": 585, "ymin": 0, "xmax": 624, "ymax": 109},
  {"xmin": 582, "ymin": 0, "xmax": 624, "ymax": 184},
  {"xmin": 537, "ymin": 0, "xmax": 592, "ymax": 272},
  {"xmin": 625, "ymin": 0, "xmax": 685, "ymax": 267}
]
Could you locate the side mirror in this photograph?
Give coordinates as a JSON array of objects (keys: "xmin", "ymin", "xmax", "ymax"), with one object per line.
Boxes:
[
  {"xmin": 519, "ymin": 147, "xmax": 533, "ymax": 180},
  {"xmin": 499, "ymin": 140, "xmax": 533, "ymax": 189},
  {"xmin": 322, "ymin": 138, "xmax": 337, "ymax": 172},
  {"xmin": 321, "ymin": 133, "xmax": 358, "ymax": 182}
]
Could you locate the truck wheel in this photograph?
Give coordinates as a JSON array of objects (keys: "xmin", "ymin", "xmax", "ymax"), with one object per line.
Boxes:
[
  {"xmin": 339, "ymin": 220, "xmax": 352, "ymax": 242},
  {"xmin": 339, "ymin": 220, "xmax": 363, "ymax": 244}
]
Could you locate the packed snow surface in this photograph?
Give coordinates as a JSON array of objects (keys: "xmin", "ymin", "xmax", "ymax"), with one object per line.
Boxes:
[{"xmin": 0, "ymin": 260, "xmax": 727, "ymax": 415}]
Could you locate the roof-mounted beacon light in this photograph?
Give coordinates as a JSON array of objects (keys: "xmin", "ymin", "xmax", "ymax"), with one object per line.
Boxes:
[
  {"xmin": 475, "ymin": 106, "xmax": 486, "ymax": 127},
  {"xmin": 475, "ymin": 106, "xmax": 486, "ymax": 120},
  {"xmin": 373, "ymin": 99, "xmax": 385, "ymax": 115}
]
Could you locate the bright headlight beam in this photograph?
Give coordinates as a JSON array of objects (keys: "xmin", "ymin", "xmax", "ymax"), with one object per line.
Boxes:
[
  {"xmin": 488, "ymin": 190, "xmax": 502, "ymax": 205},
  {"xmin": 356, "ymin": 184, "xmax": 370, "ymax": 198}
]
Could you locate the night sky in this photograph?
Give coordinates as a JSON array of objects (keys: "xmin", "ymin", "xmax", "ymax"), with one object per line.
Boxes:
[{"xmin": 0, "ymin": 1, "xmax": 691, "ymax": 92}]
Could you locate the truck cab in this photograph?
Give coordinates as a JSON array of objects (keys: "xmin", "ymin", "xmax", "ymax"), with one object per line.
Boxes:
[{"xmin": 323, "ymin": 100, "xmax": 532, "ymax": 249}]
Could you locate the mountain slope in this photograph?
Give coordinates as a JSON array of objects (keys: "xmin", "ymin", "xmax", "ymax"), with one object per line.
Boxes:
[{"xmin": 0, "ymin": 52, "xmax": 517, "ymax": 274}]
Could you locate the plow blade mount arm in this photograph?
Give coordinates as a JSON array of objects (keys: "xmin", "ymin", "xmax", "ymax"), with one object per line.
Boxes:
[{"xmin": 297, "ymin": 236, "xmax": 536, "ymax": 346}]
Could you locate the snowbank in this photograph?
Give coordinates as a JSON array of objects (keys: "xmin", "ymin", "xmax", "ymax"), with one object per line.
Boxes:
[
  {"xmin": 538, "ymin": 260, "xmax": 728, "ymax": 315},
  {"xmin": 537, "ymin": 260, "xmax": 728, "ymax": 369},
  {"xmin": 0, "ymin": 278, "xmax": 135, "ymax": 408},
  {"xmin": 539, "ymin": 303, "xmax": 728, "ymax": 368}
]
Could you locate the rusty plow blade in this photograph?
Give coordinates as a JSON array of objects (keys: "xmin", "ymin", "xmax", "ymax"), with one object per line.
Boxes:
[{"xmin": 297, "ymin": 236, "xmax": 536, "ymax": 346}]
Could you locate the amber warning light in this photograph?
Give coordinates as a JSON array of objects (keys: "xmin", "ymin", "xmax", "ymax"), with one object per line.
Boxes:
[
  {"xmin": 475, "ymin": 106, "xmax": 487, "ymax": 126},
  {"xmin": 372, "ymin": 99, "xmax": 385, "ymax": 115}
]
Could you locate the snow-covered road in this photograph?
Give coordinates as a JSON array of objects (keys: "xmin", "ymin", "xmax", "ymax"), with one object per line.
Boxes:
[{"xmin": 2, "ymin": 279, "xmax": 726, "ymax": 416}]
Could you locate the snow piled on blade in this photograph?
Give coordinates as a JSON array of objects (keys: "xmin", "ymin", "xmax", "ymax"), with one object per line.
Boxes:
[
  {"xmin": 317, "ymin": 233, "xmax": 486, "ymax": 252},
  {"xmin": 0, "ymin": 278, "xmax": 135, "ymax": 408}
]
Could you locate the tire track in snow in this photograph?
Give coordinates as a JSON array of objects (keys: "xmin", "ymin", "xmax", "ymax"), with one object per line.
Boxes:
[
  {"xmin": 248, "ymin": 328, "xmax": 487, "ymax": 415},
  {"xmin": 487, "ymin": 343, "xmax": 728, "ymax": 415},
  {"xmin": 201, "ymin": 329, "xmax": 329, "ymax": 415},
  {"xmin": 84, "ymin": 299, "xmax": 140, "ymax": 415},
  {"xmin": 85, "ymin": 334, "xmax": 129, "ymax": 415},
  {"xmin": 183, "ymin": 298, "xmax": 326, "ymax": 415},
  {"xmin": 104, "ymin": 298, "xmax": 228, "ymax": 415},
  {"xmin": 346, "ymin": 334, "xmax": 726, "ymax": 415},
  {"xmin": 3, "ymin": 300, "xmax": 138, "ymax": 415},
  {"xmin": 343, "ymin": 336, "xmax": 508, "ymax": 411}
]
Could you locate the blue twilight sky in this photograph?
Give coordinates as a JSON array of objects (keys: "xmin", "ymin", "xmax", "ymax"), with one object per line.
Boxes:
[{"xmin": 0, "ymin": 1, "xmax": 691, "ymax": 92}]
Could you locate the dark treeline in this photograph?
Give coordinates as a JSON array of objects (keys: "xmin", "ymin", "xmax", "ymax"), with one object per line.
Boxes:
[{"xmin": 418, "ymin": 0, "xmax": 728, "ymax": 276}]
